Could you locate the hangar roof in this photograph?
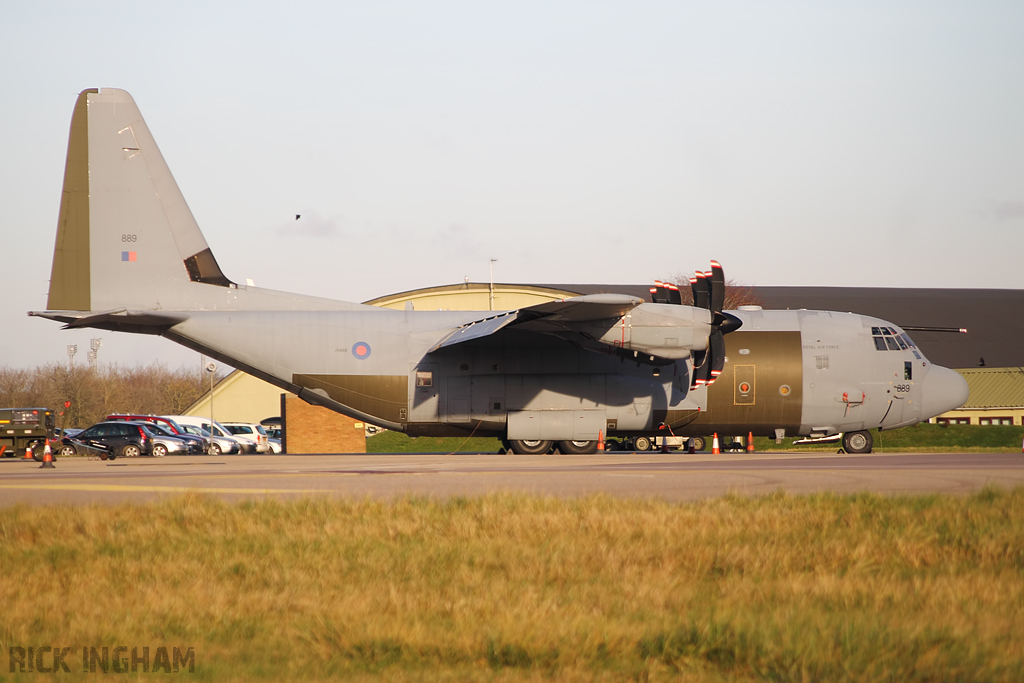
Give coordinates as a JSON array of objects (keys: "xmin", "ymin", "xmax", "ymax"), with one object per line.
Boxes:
[{"xmin": 955, "ymin": 367, "xmax": 1024, "ymax": 409}]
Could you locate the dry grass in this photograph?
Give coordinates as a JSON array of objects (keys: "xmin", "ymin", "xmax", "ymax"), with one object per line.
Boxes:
[{"xmin": 2, "ymin": 489, "xmax": 1023, "ymax": 681}]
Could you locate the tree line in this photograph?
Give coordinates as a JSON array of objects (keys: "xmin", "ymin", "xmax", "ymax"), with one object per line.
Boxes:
[{"xmin": 0, "ymin": 363, "xmax": 218, "ymax": 429}]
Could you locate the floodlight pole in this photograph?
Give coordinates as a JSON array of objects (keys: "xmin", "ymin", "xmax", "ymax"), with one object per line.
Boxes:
[{"xmin": 89, "ymin": 338, "xmax": 102, "ymax": 368}]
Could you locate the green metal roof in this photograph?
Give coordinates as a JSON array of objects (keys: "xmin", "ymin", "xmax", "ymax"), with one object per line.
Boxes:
[{"xmin": 955, "ymin": 367, "xmax": 1024, "ymax": 409}]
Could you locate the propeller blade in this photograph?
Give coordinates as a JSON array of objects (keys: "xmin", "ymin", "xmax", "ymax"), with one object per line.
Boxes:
[
  {"xmin": 691, "ymin": 272, "xmax": 709, "ymax": 309},
  {"xmin": 650, "ymin": 282, "xmax": 670, "ymax": 304},
  {"xmin": 666, "ymin": 282, "xmax": 681, "ymax": 305},
  {"xmin": 706, "ymin": 330, "xmax": 725, "ymax": 386},
  {"xmin": 691, "ymin": 349, "xmax": 711, "ymax": 390},
  {"xmin": 709, "ymin": 260, "xmax": 725, "ymax": 314}
]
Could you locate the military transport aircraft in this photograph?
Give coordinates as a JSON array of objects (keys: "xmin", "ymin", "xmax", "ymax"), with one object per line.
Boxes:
[{"xmin": 30, "ymin": 89, "xmax": 969, "ymax": 455}]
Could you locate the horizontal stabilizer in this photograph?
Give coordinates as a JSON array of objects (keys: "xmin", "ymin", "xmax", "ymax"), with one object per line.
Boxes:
[{"xmin": 28, "ymin": 309, "xmax": 187, "ymax": 335}]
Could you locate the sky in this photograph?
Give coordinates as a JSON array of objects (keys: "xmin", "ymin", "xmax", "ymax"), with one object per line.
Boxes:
[{"xmin": 1, "ymin": 0, "xmax": 1022, "ymax": 370}]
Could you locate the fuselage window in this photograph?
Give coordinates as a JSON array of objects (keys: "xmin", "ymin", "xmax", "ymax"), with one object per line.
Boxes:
[
  {"xmin": 416, "ymin": 371, "xmax": 433, "ymax": 387},
  {"xmin": 904, "ymin": 361, "xmax": 913, "ymax": 380}
]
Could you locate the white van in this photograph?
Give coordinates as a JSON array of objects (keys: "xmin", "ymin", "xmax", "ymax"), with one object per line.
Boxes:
[{"xmin": 162, "ymin": 416, "xmax": 246, "ymax": 455}]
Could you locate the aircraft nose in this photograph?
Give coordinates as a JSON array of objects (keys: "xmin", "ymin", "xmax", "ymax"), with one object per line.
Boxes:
[{"xmin": 920, "ymin": 366, "xmax": 969, "ymax": 419}]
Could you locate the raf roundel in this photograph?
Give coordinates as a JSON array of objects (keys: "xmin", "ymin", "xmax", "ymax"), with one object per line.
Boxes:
[{"xmin": 352, "ymin": 342, "xmax": 371, "ymax": 360}]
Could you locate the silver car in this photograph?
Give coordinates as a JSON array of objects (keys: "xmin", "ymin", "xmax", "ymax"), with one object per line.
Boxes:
[
  {"xmin": 134, "ymin": 423, "xmax": 189, "ymax": 457},
  {"xmin": 180, "ymin": 424, "xmax": 240, "ymax": 455}
]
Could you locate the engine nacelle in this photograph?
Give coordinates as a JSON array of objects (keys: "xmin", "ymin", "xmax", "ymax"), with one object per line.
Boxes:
[{"xmin": 590, "ymin": 304, "xmax": 712, "ymax": 360}]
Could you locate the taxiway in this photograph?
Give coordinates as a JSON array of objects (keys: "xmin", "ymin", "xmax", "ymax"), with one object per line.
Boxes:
[{"xmin": 1, "ymin": 450, "xmax": 1022, "ymax": 505}]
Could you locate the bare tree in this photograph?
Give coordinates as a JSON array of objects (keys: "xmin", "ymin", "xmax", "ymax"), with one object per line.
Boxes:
[{"xmin": 0, "ymin": 362, "xmax": 211, "ymax": 429}]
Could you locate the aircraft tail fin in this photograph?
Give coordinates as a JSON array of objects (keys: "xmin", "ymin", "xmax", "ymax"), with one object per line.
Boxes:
[{"xmin": 47, "ymin": 88, "xmax": 234, "ymax": 313}]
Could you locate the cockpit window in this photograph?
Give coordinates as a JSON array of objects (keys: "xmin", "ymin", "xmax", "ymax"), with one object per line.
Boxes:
[{"xmin": 872, "ymin": 327, "xmax": 920, "ymax": 352}]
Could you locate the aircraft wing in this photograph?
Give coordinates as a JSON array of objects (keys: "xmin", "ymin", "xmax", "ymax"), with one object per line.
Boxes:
[{"xmin": 429, "ymin": 294, "xmax": 643, "ymax": 352}]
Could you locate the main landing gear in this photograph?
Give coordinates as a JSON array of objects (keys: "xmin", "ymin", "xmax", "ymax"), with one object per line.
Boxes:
[{"xmin": 841, "ymin": 430, "xmax": 873, "ymax": 454}]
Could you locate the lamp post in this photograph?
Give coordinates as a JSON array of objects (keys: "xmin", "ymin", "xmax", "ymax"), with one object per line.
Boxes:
[{"xmin": 205, "ymin": 361, "xmax": 217, "ymax": 423}]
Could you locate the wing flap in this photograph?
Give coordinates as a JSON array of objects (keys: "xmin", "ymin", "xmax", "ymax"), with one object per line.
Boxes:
[{"xmin": 429, "ymin": 311, "xmax": 520, "ymax": 352}]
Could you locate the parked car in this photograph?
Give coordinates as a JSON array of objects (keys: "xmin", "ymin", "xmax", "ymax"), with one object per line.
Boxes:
[
  {"xmin": 178, "ymin": 424, "xmax": 240, "ymax": 455},
  {"xmin": 220, "ymin": 422, "xmax": 271, "ymax": 453},
  {"xmin": 162, "ymin": 416, "xmax": 248, "ymax": 455},
  {"xmin": 59, "ymin": 421, "xmax": 155, "ymax": 459},
  {"xmin": 140, "ymin": 423, "xmax": 193, "ymax": 457},
  {"xmin": 263, "ymin": 426, "xmax": 283, "ymax": 453},
  {"xmin": 106, "ymin": 414, "xmax": 207, "ymax": 453}
]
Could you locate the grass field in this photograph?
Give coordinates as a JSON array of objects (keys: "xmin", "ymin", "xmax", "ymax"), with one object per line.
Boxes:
[{"xmin": 2, "ymin": 489, "xmax": 1023, "ymax": 681}]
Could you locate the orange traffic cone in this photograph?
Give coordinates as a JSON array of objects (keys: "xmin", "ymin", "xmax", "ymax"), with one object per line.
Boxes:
[
  {"xmin": 23, "ymin": 445, "xmax": 33, "ymax": 460},
  {"xmin": 712, "ymin": 433, "xmax": 720, "ymax": 455},
  {"xmin": 40, "ymin": 442, "xmax": 55, "ymax": 469},
  {"xmin": 597, "ymin": 430, "xmax": 605, "ymax": 452},
  {"xmin": 747, "ymin": 432, "xmax": 755, "ymax": 453}
]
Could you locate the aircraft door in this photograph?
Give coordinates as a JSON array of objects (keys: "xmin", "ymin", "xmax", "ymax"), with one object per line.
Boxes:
[
  {"xmin": 409, "ymin": 363, "xmax": 439, "ymax": 423},
  {"xmin": 878, "ymin": 361, "xmax": 918, "ymax": 428},
  {"xmin": 447, "ymin": 377, "xmax": 471, "ymax": 423}
]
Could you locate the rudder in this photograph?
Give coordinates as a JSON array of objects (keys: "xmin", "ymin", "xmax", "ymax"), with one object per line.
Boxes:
[{"xmin": 47, "ymin": 88, "xmax": 233, "ymax": 313}]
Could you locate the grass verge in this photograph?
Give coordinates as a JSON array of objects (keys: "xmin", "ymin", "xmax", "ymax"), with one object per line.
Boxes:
[{"xmin": 2, "ymin": 489, "xmax": 1023, "ymax": 680}]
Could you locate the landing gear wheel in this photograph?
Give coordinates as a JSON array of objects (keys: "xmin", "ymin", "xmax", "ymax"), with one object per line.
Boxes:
[
  {"xmin": 842, "ymin": 430, "xmax": 873, "ymax": 454},
  {"xmin": 634, "ymin": 436, "xmax": 652, "ymax": 451},
  {"xmin": 558, "ymin": 440, "xmax": 598, "ymax": 455},
  {"xmin": 690, "ymin": 436, "xmax": 706, "ymax": 452},
  {"xmin": 508, "ymin": 439, "xmax": 554, "ymax": 455}
]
